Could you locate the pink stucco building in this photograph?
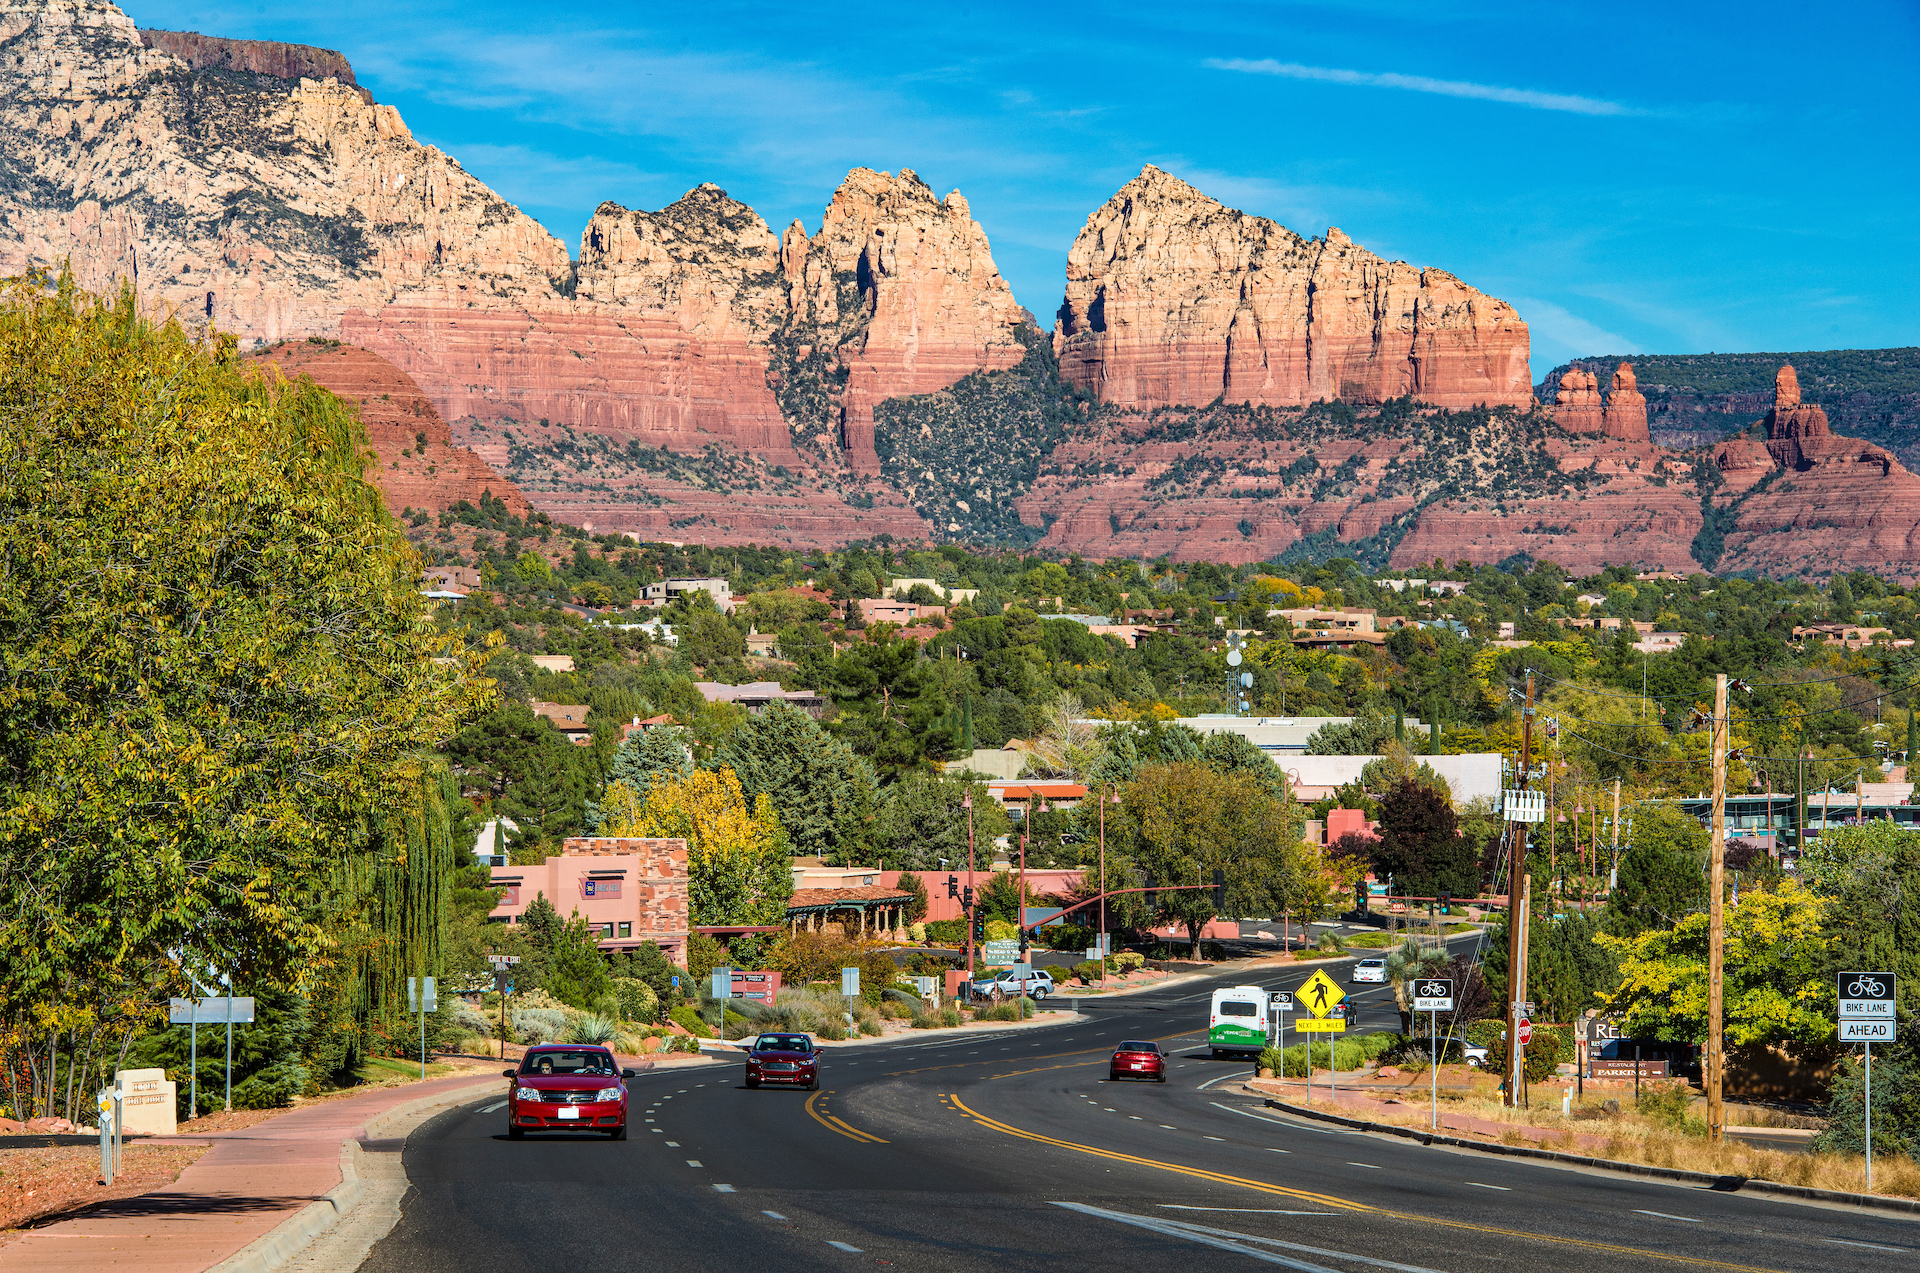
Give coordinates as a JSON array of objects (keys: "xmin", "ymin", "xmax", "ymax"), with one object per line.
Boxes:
[{"xmin": 490, "ymin": 837, "xmax": 689, "ymax": 962}]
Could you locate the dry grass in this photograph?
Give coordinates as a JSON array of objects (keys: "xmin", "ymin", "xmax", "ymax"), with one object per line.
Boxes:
[{"xmin": 1321, "ymin": 1087, "xmax": 1918, "ymax": 1199}]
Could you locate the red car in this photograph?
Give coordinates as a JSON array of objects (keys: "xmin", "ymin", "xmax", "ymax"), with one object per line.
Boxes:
[
  {"xmin": 1110, "ymin": 1040, "xmax": 1166, "ymax": 1082},
  {"xmin": 744, "ymin": 1032, "xmax": 819, "ymax": 1089},
  {"xmin": 505, "ymin": 1045, "xmax": 636, "ymax": 1139}
]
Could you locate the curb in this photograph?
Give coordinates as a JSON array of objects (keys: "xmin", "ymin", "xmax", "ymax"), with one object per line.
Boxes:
[
  {"xmin": 1251, "ymin": 1090, "xmax": 1920, "ymax": 1217},
  {"xmin": 204, "ymin": 1078, "xmax": 500, "ymax": 1273}
]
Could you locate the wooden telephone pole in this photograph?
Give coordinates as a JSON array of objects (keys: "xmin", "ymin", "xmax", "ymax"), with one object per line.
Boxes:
[
  {"xmin": 1503, "ymin": 674, "xmax": 1536, "ymax": 1108},
  {"xmin": 1707, "ymin": 673, "xmax": 1727, "ymax": 1143}
]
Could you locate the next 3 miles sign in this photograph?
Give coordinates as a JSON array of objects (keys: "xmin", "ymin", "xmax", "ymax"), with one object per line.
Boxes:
[{"xmin": 1837, "ymin": 972, "xmax": 1897, "ymax": 1043}]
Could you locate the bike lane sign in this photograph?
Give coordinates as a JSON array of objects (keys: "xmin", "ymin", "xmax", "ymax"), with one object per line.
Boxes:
[{"xmin": 1838, "ymin": 971, "xmax": 1896, "ymax": 1042}]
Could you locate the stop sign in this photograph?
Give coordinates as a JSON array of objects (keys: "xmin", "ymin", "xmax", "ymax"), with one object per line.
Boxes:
[{"xmin": 1517, "ymin": 1017, "xmax": 1533, "ymax": 1046}]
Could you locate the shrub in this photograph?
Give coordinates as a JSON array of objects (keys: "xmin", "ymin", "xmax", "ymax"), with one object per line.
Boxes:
[
  {"xmin": 818, "ymin": 1018, "xmax": 848, "ymax": 1040},
  {"xmin": 512, "ymin": 1007, "xmax": 575, "ymax": 1045},
  {"xmin": 663, "ymin": 1035, "xmax": 700, "ymax": 1054},
  {"xmin": 984, "ymin": 919, "xmax": 1019, "ymax": 943},
  {"xmin": 454, "ymin": 999, "xmax": 499, "ymax": 1039},
  {"xmin": 668, "ymin": 1004, "xmax": 713, "ymax": 1039},
  {"xmin": 1464, "ymin": 1019, "xmax": 1507, "ymax": 1050},
  {"xmin": 924, "ymin": 919, "xmax": 966, "ymax": 945},
  {"xmin": 1110, "ymin": 952, "xmax": 1146, "ymax": 973},
  {"xmin": 1072, "ymin": 961, "xmax": 1103, "ymax": 985},
  {"xmin": 938, "ymin": 1006, "xmax": 962, "ymax": 1027},
  {"xmin": 909, "ymin": 921, "xmax": 927, "ymax": 943},
  {"xmin": 1044, "ymin": 922, "xmax": 1095, "ymax": 951},
  {"xmin": 859, "ymin": 1017, "xmax": 883, "ymax": 1036},
  {"xmin": 1264, "ymin": 1039, "xmax": 1368, "ymax": 1076},
  {"xmin": 978, "ymin": 999, "xmax": 1033, "ymax": 1023},
  {"xmin": 1636, "ymin": 1081, "xmax": 1698, "ymax": 1128},
  {"xmin": 231, "ymin": 1062, "xmax": 306, "ymax": 1110},
  {"xmin": 1524, "ymin": 1025, "xmax": 1572, "ymax": 1083},
  {"xmin": 611, "ymin": 977, "xmax": 660, "ymax": 1024},
  {"xmin": 568, "ymin": 1014, "xmax": 620, "ymax": 1045}
]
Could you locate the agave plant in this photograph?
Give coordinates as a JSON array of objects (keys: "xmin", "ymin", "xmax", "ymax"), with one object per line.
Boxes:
[{"xmin": 568, "ymin": 1014, "xmax": 621, "ymax": 1045}]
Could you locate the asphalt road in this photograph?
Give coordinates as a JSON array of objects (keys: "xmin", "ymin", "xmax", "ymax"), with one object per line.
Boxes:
[{"xmin": 365, "ymin": 945, "xmax": 1914, "ymax": 1273}]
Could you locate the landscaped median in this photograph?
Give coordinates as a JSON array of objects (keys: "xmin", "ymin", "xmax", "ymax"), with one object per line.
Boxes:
[{"xmin": 1245, "ymin": 1072, "xmax": 1920, "ymax": 1206}]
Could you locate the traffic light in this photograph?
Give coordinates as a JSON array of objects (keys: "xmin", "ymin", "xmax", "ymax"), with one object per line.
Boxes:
[
  {"xmin": 1212, "ymin": 868, "xmax": 1226, "ymax": 910},
  {"xmin": 1142, "ymin": 871, "xmax": 1156, "ymax": 909},
  {"xmin": 1439, "ymin": 890, "xmax": 1451, "ymax": 913},
  {"xmin": 972, "ymin": 912, "xmax": 986, "ymax": 942},
  {"xmin": 962, "ymin": 885, "xmax": 974, "ymax": 909},
  {"xmin": 946, "ymin": 874, "xmax": 959, "ymax": 899}
]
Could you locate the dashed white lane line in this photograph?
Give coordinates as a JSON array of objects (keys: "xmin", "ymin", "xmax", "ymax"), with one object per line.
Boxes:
[
  {"xmin": 686, "ymin": 1160, "xmax": 703, "ymax": 1167},
  {"xmin": 1632, "ymin": 1209, "xmax": 1698, "ymax": 1223},
  {"xmin": 1346, "ymin": 1162, "xmax": 1381, "ymax": 1169},
  {"xmin": 1466, "ymin": 1182, "xmax": 1510, "ymax": 1191},
  {"xmin": 763, "ymin": 1211, "xmax": 787, "ymax": 1221},
  {"xmin": 713, "ymin": 1184, "xmax": 736, "ymax": 1193},
  {"xmin": 826, "ymin": 1241, "xmax": 864, "ymax": 1252},
  {"xmin": 481, "ymin": 1101, "xmax": 506, "ymax": 1113},
  {"xmin": 1205, "ymin": 1135, "xmax": 1226, "ymax": 1141},
  {"xmin": 1267, "ymin": 1148, "xmax": 1291, "ymax": 1154},
  {"xmin": 1160, "ymin": 1124, "xmax": 1176, "ymax": 1129},
  {"xmin": 665, "ymin": 1140, "xmax": 678, "ymax": 1146}
]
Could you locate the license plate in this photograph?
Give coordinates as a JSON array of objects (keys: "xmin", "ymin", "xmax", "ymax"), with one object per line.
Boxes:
[
  {"xmin": 1132, "ymin": 1062, "xmax": 1146, "ymax": 1069},
  {"xmin": 557, "ymin": 1107, "xmax": 580, "ymax": 1120}
]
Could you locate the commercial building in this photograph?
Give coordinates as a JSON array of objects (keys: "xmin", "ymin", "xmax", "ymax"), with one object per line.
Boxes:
[{"xmin": 489, "ymin": 837, "xmax": 690, "ymax": 959}]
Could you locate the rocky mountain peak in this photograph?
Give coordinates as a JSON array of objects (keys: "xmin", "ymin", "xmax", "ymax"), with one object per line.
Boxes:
[
  {"xmin": 138, "ymin": 28, "xmax": 371, "ymax": 102},
  {"xmin": 576, "ymin": 185, "xmax": 782, "ymax": 332},
  {"xmin": 1604, "ymin": 363, "xmax": 1650, "ymax": 441},
  {"xmin": 1056, "ymin": 168, "xmax": 1531, "ymax": 411},
  {"xmin": 1774, "ymin": 363, "xmax": 1802, "ymax": 409}
]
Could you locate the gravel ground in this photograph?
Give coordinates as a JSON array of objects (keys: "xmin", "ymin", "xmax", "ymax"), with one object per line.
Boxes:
[{"xmin": 0, "ymin": 1139, "xmax": 211, "ymax": 1242}]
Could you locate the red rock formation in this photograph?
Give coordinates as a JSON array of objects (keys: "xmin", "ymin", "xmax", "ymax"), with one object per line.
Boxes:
[
  {"xmin": 1551, "ymin": 368, "xmax": 1604, "ymax": 433},
  {"xmin": 1603, "ymin": 363, "xmax": 1651, "ymax": 441},
  {"xmin": 137, "ymin": 28, "xmax": 372, "ymax": 102},
  {"xmin": 253, "ymin": 342, "xmax": 530, "ymax": 518},
  {"xmin": 1053, "ymin": 167, "xmax": 1532, "ymax": 412}
]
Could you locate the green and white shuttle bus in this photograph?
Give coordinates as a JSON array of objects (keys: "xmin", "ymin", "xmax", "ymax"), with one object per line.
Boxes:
[{"xmin": 1208, "ymin": 984, "xmax": 1271, "ymax": 1058}]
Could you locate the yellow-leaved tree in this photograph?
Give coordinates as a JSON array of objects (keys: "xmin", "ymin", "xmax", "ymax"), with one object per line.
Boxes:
[{"xmin": 602, "ymin": 768, "xmax": 794, "ymax": 927}]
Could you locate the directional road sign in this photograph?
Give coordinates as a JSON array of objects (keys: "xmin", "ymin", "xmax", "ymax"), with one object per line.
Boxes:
[
  {"xmin": 1412, "ymin": 978, "xmax": 1455, "ymax": 1013},
  {"xmin": 169, "ymin": 997, "xmax": 254, "ymax": 1024},
  {"xmin": 1299, "ymin": 969, "xmax": 1346, "ymax": 1018},
  {"xmin": 981, "ymin": 940, "xmax": 1020, "ymax": 964},
  {"xmin": 1269, "ymin": 991, "xmax": 1294, "ymax": 1013}
]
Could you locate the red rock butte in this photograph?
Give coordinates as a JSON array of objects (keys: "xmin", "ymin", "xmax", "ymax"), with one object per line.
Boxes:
[{"xmin": 1053, "ymin": 167, "xmax": 1533, "ymax": 412}]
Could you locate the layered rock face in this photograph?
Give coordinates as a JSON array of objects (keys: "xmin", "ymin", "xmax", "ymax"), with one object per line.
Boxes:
[
  {"xmin": 1760, "ymin": 363, "xmax": 1894, "ymax": 473},
  {"xmin": 1054, "ymin": 166, "xmax": 1532, "ymax": 412},
  {"xmin": 137, "ymin": 27, "xmax": 370, "ymax": 102},
  {"xmin": 1603, "ymin": 363, "xmax": 1650, "ymax": 441},
  {"xmin": 1550, "ymin": 368, "xmax": 1605, "ymax": 432},
  {"xmin": 0, "ymin": 0, "xmax": 572, "ymax": 342},
  {"xmin": 254, "ymin": 342, "xmax": 530, "ymax": 518}
]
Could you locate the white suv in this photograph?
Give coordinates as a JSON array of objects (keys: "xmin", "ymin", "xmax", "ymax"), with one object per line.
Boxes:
[
  {"xmin": 1350, "ymin": 957, "xmax": 1387, "ymax": 983},
  {"xmin": 970, "ymin": 969, "xmax": 1056, "ymax": 1000}
]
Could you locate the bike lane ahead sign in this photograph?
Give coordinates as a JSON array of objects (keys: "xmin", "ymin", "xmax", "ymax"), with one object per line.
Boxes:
[{"xmin": 1838, "ymin": 971, "xmax": 1897, "ymax": 1043}]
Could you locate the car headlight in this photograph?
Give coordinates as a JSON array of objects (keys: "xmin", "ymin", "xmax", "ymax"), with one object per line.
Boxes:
[
  {"xmin": 514, "ymin": 1087, "xmax": 541, "ymax": 1102},
  {"xmin": 596, "ymin": 1086, "xmax": 624, "ymax": 1102}
]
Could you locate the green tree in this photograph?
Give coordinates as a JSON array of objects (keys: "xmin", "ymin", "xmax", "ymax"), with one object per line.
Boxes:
[
  {"xmin": 1604, "ymin": 803, "xmax": 1708, "ymax": 937},
  {"xmin": 819, "ymin": 634, "xmax": 959, "ymax": 775},
  {"xmin": 868, "ymin": 772, "xmax": 1010, "ymax": 872},
  {"xmin": 895, "ymin": 870, "xmax": 930, "ymax": 923},
  {"xmin": 712, "ymin": 702, "xmax": 875, "ymax": 861},
  {"xmin": 0, "ymin": 279, "xmax": 483, "ymax": 1042},
  {"xmin": 1122, "ymin": 762, "xmax": 1313, "ymax": 956},
  {"xmin": 544, "ymin": 910, "xmax": 614, "ymax": 1010}
]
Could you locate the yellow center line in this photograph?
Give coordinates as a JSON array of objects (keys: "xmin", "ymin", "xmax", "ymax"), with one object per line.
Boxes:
[
  {"xmin": 805, "ymin": 1089, "xmax": 887, "ymax": 1143},
  {"xmin": 946, "ymin": 1094, "xmax": 1790, "ymax": 1273}
]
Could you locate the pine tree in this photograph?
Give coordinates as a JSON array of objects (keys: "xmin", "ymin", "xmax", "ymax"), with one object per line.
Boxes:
[{"xmin": 960, "ymin": 694, "xmax": 976, "ymax": 753}]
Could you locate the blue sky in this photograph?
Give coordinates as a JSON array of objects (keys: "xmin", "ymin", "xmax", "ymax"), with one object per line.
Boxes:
[{"xmin": 133, "ymin": 1, "xmax": 1919, "ymax": 380}]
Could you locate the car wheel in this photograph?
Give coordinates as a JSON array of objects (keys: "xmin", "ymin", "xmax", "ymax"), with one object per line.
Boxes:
[
  {"xmin": 1156, "ymin": 1073, "xmax": 1167, "ymax": 1083},
  {"xmin": 611, "ymin": 1123, "xmax": 627, "ymax": 1141},
  {"xmin": 1032, "ymin": 987, "xmax": 1048, "ymax": 1000},
  {"xmin": 807, "ymin": 1076, "xmax": 819, "ymax": 1092},
  {"xmin": 1210, "ymin": 1048, "xmax": 1221, "ymax": 1060},
  {"xmin": 746, "ymin": 1077, "xmax": 759, "ymax": 1089},
  {"xmin": 507, "ymin": 1124, "xmax": 524, "ymax": 1140}
]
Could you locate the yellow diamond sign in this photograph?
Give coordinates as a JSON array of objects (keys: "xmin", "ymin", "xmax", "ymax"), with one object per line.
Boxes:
[{"xmin": 1300, "ymin": 969, "xmax": 1346, "ymax": 1018}]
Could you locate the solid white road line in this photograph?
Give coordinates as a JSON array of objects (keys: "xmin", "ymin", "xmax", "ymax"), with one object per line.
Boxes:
[
  {"xmin": 1465, "ymin": 1182, "xmax": 1510, "ymax": 1190},
  {"xmin": 1056, "ymin": 1202, "xmax": 1451, "ymax": 1273},
  {"xmin": 1196, "ymin": 1072, "xmax": 1247, "ymax": 1091},
  {"xmin": 480, "ymin": 1101, "xmax": 506, "ymax": 1113},
  {"xmin": 826, "ymin": 1241, "xmax": 864, "ymax": 1252},
  {"xmin": 1824, "ymin": 1239, "xmax": 1907, "ymax": 1252},
  {"xmin": 1632, "ymin": 1210, "xmax": 1698, "ymax": 1222}
]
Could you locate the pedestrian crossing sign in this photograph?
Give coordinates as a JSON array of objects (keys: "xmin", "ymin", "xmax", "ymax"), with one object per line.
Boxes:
[{"xmin": 1300, "ymin": 969, "xmax": 1346, "ymax": 1018}]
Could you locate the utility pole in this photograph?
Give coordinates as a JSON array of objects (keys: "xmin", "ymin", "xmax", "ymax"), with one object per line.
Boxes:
[
  {"xmin": 963, "ymin": 791, "xmax": 976, "ymax": 980},
  {"xmin": 1503, "ymin": 673, "xmax": 1536, "ymax": 1108},
  {"xmin": 1708, "ymin": 672, "xmax": 1727, "ymax": 1144},
  {"xmin": 1611, "ymin": 778, "xmax": 1621, "ymax": 890}
]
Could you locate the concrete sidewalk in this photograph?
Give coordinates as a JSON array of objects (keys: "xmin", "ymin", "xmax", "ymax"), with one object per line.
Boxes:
[{"xmin": 6, "ymin": 1073, "xmax": 499, "ymax": 1273}]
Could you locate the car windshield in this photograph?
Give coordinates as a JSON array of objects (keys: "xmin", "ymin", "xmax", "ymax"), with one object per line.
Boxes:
[
  {"xmin": 1117, "ymin": 1041, "xmax": 1159, "ymax": 1053},
  {"xmin": 521, "ymin": 1050, "xmax": 614, "ymax": 1076},
  {"xmin": 755, "ymin": 1034, "xmax": 811, "ymax": 1053}
]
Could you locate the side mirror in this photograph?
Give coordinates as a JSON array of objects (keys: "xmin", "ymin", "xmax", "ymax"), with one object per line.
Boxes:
[
  {"xmin": 620, "ymin": 1068, "xmax": 638, "ymax": 1079},
  {"xmin": 502, "ymin": 1068, "xmax": 517, "ymax": 1079}
]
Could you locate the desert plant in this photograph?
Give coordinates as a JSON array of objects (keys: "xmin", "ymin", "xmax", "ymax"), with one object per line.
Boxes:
[
  {"xmin": 859, "ymin": 1017, "xmax": 883, "ymax": 1036},
  {"xmin": 512, "ymin": 1007, "xmax": 575, "ymax": 1045},
  {"xmin": 668, "ymin": 1004, "xmax": 713, "ymax": 1039},
  {"xmin": 568, "ymin": 1014, "xmax": 620, "ymax": 1045},
  {"xmin": 610, "ymin": 977, "xmax": 660, "ymax": 1024}
]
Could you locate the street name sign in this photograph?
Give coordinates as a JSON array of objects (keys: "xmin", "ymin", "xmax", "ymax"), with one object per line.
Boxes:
[
  {"xmin": 1413, "ymin": 978, "xmax": 1455, "ymax": 1013},
  {"xmin": 1299, "ymin": 969, "xmax": 1346, "ymax": 1018}
]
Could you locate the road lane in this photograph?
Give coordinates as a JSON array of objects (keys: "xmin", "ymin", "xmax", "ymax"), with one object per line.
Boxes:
[{"xmin": 366, "ymin": 949, "xmax": 1916, "ymax": 1273}]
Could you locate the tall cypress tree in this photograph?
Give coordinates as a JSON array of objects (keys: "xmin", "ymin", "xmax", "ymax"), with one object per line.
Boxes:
[{"xmin": 960, "ymin": 694, "xmax": 976, "ymax": 753}]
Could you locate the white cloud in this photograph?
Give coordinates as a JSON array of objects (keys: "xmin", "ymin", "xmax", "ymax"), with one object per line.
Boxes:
[{"xmin": 1206, "ymin": 58, "xmax": 1639, "ymax": 117}]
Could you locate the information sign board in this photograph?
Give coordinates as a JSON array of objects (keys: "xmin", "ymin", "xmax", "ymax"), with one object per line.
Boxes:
[
  {"xmin": 168, "ymin": 997, "xmax": 255, "ymax": 1024},
  {"xmin": 1840, "ymin": 1020, "xmax": 1896, "ymax": 1043},
  {"xmin": 1295, "ymin": 1018, "xmax": 1346, "ymax": 1033},
  {"xmin": 981, "ymin": 940, "xmax": 1021, "ymax": 964},
  {"xmin": 1412, "ymin": 978, "xmax": 1455, "ymax": 1013}
]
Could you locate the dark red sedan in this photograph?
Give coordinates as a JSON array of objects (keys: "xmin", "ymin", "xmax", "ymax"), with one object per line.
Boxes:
[
  {"xmin": 505, "ymin": 1045, "xmax": 637, "ymax": 1139},
  {"xmin": 744, "ymin": 1032, "xmax": 819, "ymax": 1089},
  {"xmin": 1110, "ymin": 1040, "xmax": 1166, "ymax": 1082}
]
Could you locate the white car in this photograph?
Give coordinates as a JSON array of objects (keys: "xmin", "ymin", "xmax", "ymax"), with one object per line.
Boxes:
[
  {"xmin": 1350, "ymin": 957, "xmax": 1387, "ymax": 983},
  {"xmin": 1463, "ymin": 1043, "xmax": 1490, "ymax": 1069}
]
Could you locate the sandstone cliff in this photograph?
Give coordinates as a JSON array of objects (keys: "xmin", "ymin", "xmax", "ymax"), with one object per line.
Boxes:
[
  {"xmin": 137, "ymin": 27, "xmax": 371, "ymax": 102},
  {"xmin": 1053, "ymin": 166, "xmax": 1532, "ymax": 412},
  {"xmin": 0, "ymin": 0, "xmax": 571, "ymax": 342},
  {"xmin": 254, "ymin": 341, "xmax": 530, "ymax": 518}
]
